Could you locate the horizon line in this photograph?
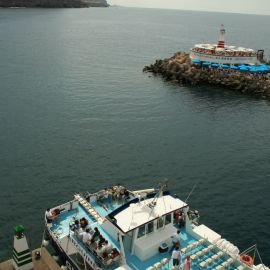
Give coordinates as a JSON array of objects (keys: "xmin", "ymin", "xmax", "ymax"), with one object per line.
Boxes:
[{"xmin": 109, "ymin": 4, "xmax": 270, "ymax": 17}]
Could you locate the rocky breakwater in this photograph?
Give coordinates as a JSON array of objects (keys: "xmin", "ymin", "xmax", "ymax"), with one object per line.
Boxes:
[
  {"xmin": 0, "ymin": 0, "xmax": 108, "ymax": 8},
  {"xmin": 143, "ymin": 52, "xmax": 270, "ymax": 99}
]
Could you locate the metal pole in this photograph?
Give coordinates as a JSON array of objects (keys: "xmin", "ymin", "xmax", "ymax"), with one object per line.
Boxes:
[{"xmin": 118, "ymin": 232, "xmax": 126, "ymax": 265}]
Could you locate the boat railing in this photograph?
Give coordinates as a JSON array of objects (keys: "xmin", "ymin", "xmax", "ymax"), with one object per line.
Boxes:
[
  {"xmin": 45, "ymin": 201, "xmax": 75, "ymax": 228},
  {"xmin": 191, "ymin": 47, "xmax": 256, "ymax": 58},
  {"xmin": 71, "ymin": 231, "xmax": 120, "ymax": 269},
  {"xmin": 82, "ymin": 186, "xmax": 135, "ymax": 208}
]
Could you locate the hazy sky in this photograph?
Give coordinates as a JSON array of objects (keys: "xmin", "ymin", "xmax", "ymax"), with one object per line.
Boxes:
[{"xmin": 108, "ymin": 0, "xmax": 270, "ymax": 16}]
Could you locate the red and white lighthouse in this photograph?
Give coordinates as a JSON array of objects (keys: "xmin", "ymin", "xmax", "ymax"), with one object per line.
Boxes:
[{"xmin": 217, "ymin": 24, "xmax": 225, "ymax": 49}]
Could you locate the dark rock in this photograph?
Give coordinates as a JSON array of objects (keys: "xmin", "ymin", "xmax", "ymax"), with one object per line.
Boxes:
[
  {"xmin": 143, "ymin": 51, "xmax": 270, "ymax": 99},
  {"xmin": 0, "ymin": 0, "xmax": 108, "ymax": 8}
]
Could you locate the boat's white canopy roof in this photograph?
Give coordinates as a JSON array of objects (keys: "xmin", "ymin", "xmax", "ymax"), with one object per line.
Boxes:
[
  {"xmin": 193, "ymin": 43, "xmax": 255, "ymax": 52},
  {"xmin": 110, "ymin": 195, "xmax": 187, "ymax": 233}
]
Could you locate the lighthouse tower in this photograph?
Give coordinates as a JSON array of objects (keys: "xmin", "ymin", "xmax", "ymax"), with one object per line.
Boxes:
[
  {"xmin": 217, "ymin": 24, "xmax": 225, "ymax": 49},
  {"xmin": 12, "ymin": 225, "xmax": 34, "ymax": 270}
]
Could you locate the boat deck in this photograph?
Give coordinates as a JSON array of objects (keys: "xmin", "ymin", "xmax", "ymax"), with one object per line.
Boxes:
[{"xmin": 48, "ymin": 198, "xmax": 248, "ymax": 270}]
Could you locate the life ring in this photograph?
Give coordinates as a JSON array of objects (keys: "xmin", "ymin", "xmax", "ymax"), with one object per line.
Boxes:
[{"xmin": 240, "ymin": 254, "xmax": 253, "ymax": 267}]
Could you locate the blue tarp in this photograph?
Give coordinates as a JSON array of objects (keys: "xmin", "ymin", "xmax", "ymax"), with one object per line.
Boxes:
[
  {"xmin": 194, "ymin": 61, "xmax": 269, "ymax": 73},
  {"xmin": 192, "ymin": 59, "xmax": 201, "ymax": 64},
  {"xmin": 211, "ymin": 63, "xmax": 220, "ymax": 68},
  {"xmin": 248, "ymin": 65, "xmax": 269, "ymax": 73},
  {"xmin": 202, "ymin": 62, "xmax": 210, "ymax": 66}
]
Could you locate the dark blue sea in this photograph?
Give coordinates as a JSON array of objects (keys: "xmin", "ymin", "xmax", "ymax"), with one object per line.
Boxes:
[{"xmin": 0, "ymin": 6, "xmax": 270, "ymax": 264}]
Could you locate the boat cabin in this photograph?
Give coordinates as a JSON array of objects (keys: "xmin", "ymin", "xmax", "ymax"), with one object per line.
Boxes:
[{"xmin": 106, "ymin": 191, "xmax": 187, "ymax": 260}]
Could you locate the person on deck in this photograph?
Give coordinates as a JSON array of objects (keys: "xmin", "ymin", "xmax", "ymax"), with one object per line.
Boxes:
[
  {"xmin": 98, "ymin": 235, "xmax": 106, "ymax": 245},
  {"xmin": 92, "ymin": 227, "xmax": 100, "ymax": 240},
  {"xmin": 171, "ymin": 246, "xmax": 181, "ymax": 266},
  {"xmin": 88, "ymin": 238, "xmax": 97, "ymax": 250},
  {"xmin": 46, "ymin": 208, "xmax": 58, "ymax": 222},
  {"xmin": 79, "ymin": 229, "xmax": 92, "ymax": 244},
  {"xmin": 104, "ymin": 240, "xmax": 113, "ymax": 254},
  {"xmin": 182, "ymin": 255, "xmax": 191, "ymax": 270},
  {"xmin": 97, "ymin": 188, "xmax": 111, "ymax": 210},
  {"xmin": 80, "ymin": 217, "xmax": 89, "ymax": 229},
  {"xmin": 70, "ymin": 219, "xmax": 80, "ymax": 231},
  {"xmin": 174, "ymin": 210, "xmax": 184, "ymax": 228},
  {"xmin": 96, "ymin": 242, "xmax": 104, "ymax": 257},
  {"xmin": 171, "ymin": 230, "xmax": 181, "ymax": 251}
]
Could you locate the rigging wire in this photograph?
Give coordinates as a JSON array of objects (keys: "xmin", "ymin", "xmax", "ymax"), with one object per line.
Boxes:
[{"xmin": 184, "ymin": 183, "xmax": 198, "ymax": 203}]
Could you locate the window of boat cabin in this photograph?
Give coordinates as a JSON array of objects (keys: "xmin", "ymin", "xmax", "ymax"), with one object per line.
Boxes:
[
  {"xmin": 137, "ymin": 225, "xmax": 145, "ymax": 238},
  {"xmin": 146, "ymin": 221, "xmax": 154, "ymax": 234},
  {"xmin": 157, "ymin": 216, "xmax": 164, "ymax": 229},
  {"xmin": 165, "ymin": 213, "xmax": 172, "ymax": 225},
  {"xmin": 137, "ymin": 221, "xmax": 154, "ymax": 238}
]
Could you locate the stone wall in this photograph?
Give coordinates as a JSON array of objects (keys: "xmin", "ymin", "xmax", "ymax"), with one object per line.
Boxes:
[
  {"xmin": 0, "ymin": 0, "xmax": 108, "ymax": 7},
  {"xmin": 143, "ymin": 52, "xmax": 270, "ymax": 99}
]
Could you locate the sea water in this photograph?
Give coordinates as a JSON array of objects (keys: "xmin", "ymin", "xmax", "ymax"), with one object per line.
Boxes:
[{"xmin": 0, "ymin": 7, "xmax": 270, "ymax": 264}]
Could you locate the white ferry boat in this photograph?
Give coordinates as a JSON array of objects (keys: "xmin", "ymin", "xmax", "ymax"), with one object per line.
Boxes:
[
  {"xmin": 189, "ymin": 25, "xmax": 263, "ymax": 66},
  {"xmin": 44, "ymin": 183, "xmax": 269, "ymax": 270}
]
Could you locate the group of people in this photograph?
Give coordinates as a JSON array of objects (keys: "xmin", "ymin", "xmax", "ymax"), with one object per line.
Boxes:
[
  {"xmin": 69, "ymin": 217, "xmax": 89, "ymax": 231},
  {"xmin": 79, "ymin": 227, "xmax": 113, "ymax": 256},
  {"xmin": 83, "ymin": 228, "xmax": 119, "ymax": 261},
  {"xmin": 170, "ymin": 230, "xmax": 191, "ymax": 270},
  {"xmin": 172, "ymin": 249, "xmax": 191, "ymax": 270},
  {"xmin": 174, "ymin": 210, "xmax": 185, "ymax": 228},
  {"xmin": 97, "ymin": 184, "xmax": 130, "ymax": 209},
  {"xmin": 192, "ymin": 47, "xmax": 256, "ymax": 58},
  {"xmin": 70, "ymin": 217, "xmax": 119, "ymax": 261},
  {"xmin": 111, "ymin": 184, "xmax": 130, "ymax": 202}
]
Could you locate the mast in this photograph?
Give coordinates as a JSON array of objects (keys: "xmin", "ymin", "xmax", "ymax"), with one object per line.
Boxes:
[{"xmin": 217, "ymin": 24, "xmax": 225, "ymax": 49}]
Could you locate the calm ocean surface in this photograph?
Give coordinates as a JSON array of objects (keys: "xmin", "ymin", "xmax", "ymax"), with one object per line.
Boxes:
[{"xmin": 0, "ymin": 6, "xmax": 270, "ymax": 263}]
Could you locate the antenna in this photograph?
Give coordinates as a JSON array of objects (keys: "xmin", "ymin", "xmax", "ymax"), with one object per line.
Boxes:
[
  {"xmin": 147, "ymin": 179, "xmax": 169, "ymax": 221},
  {"xmin": 148, "ymin": 179, "xmax": 169, "ymax": 209},
  {"xmin": 184, "ymin": 183, "xmax": 197, "ymax": 203},
  {"xmin": 158, "ymin": 178, "xmax": 168, "ymax": 197}
]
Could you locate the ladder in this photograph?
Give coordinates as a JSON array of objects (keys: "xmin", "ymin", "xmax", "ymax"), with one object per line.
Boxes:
[{"xmin": 74, "ymin": 194, "xmax": 105, "ymax": 224}]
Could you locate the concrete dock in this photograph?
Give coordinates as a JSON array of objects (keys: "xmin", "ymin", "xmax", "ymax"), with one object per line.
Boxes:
[{"xmin": 0, "ymin": 247, "xmax": 61, "ymax": 270}]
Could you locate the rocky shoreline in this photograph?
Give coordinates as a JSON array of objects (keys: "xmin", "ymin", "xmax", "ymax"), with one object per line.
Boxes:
[
  {"xmin": 143, "ymin": 52, "xmax": 270, "ymax": 99},
  {"xmin": 0, "ymin": 0, "xmax": 108, "ymax": 8}
]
